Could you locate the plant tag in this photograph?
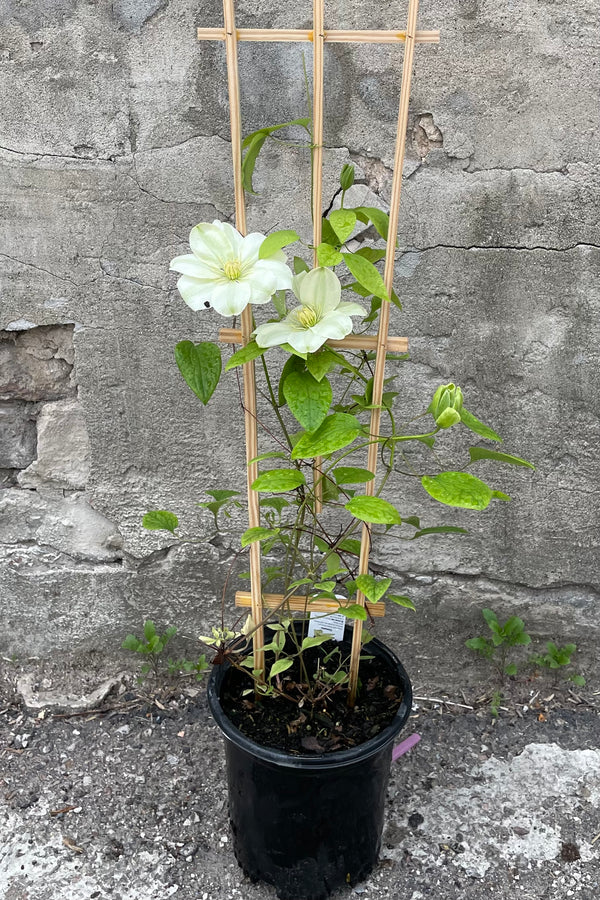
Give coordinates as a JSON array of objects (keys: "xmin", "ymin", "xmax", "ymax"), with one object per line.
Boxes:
[{"xmin": 308, "ymin": 611, "xmax": 346, "ymax": 641}]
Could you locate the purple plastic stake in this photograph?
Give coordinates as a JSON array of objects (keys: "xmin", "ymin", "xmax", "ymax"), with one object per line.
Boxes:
[{"xmin": 392, "ymin": 733, "xmax": 421, "ymax": 762}]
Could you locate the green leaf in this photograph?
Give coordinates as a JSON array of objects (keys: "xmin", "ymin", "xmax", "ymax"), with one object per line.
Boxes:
[
  {"xmin": 411, "ymin": 525, "xmax": 468, "ymax": 538},
  {"xmin": 355, "ymin": 575, "xmax": 391, "ymax": 603},
  {"xmin": 143, "ymin": 510, "xmax": 179, "ymax": 533},
  {"xmin": 338, "ymin": 538, "xmax": 362, "ymax": 556},
  {"xmin": 242, "ymin": 118, "xmax": 311, "ymax": 193},
  {"xmin": 260, "ymin": 497, "xmax": 290, "ymax": 516},
  {"xmin": 570, "ymin": 674, "xmax": 586, "ymax": 687},
  {"xmin": 324, "ymin": 552, "xmax": 345, "ymax": 577},
  {"xmin": 421, "ymin": 471, "xmax": 494, "ymax": 510},
  {"xmin": 329, "ymin": 209, "xmax": 357, "ymax": 244},
  {"xmin": 322, "ymin": 477, "xmax": 340, "ymax": 504},
  {"xmin": 321, "ymin": 217, "xmax": 339, "ymax": 246},
  {"xmin": 248, "ymin": 451, "xmax": 288, "ymax": 465},
  {"xmin": 339, "ymin": 604, "xmax": 367, "ymax": 621},
  {"xmin": 174, "ymin": 341, "xmax": 221, "ymax": 405},
  {"xmin": 340, "ymin": 163, "xmax": 355, "ymax": 191},
  {"xmin": 342, "ymin": 252, "xmax": 389, "ymax": 302},
  {"xmin": 388, "ymin": 594, "xmax": 416, "ymax": 611},
  {"xmin": 269, "ymin": 658, "xmax": 294, "ymax": 678},
  {"xmin": 482, "ymin": 608, "xmax": 499, "ymax": 630},
  {"xmin": 390, "ymin": 288, "xmax": 402, "ymax": 310},
  {"xmin": 353, "ymin": 206, "xmax": 391, "ymax": 241},
  {"xmin": 333, "ymin": 466, "xmax": 375, "ymax": 485},
  {"xmin": 241, "ymin": 526, "xmax": 280, "ymax": 548},
  {"xmin": 306, "ymin": 347, "xmax": 339, "ymax": 382},
  {"xmin": 314, "ymin": 580, "xmax": 336, "ymax": 592},
  {"xmin": 144, "ymin": 620, "xmax": 156, "ymax": 642},
  {"xmin": 251, "ymin": 469, "xmax": 307, "ymax": 493},
  {"xmin": 242, "ymin": 118, "xmax": 311, "ymax": 150},
  {"xmin": 206, "ymin": 489, "xmax": 240, "ymax": 502},
  {"xmin": 283, "ymin": 371, "xmax": 332, "ymax": 433},
  {"xmin": 466, "ymin": 636, "xmax": 493, "ymax": 654},
  {"xmin": 345, "ymin": 495, "xmax": 402, "ymax": 525},
  {"xmin": 291, "ymin": 413, "xmax": 362, "ymax": 460},
  {"xmin": 317, "ymin": 243, "xmax": 343, "ymax": 266},
  {"xmin": 281, "ymin": 343, "xmax": 307, "ymax": 359},
  {"xmin": 505, "ymin": 663, "xmax": 518, "ymax": 676},
  {"xmin": 122, "ymin": 635, "xmax": 141, "ymax": 652},
  {"xmin": 460, "ymin": 408, "xmax": 502, "ymax": 442},
  {"xmin": 301, "ymin": 634, "xmax": 332, "ymax": 650},
  {"xmin": 293, "ymin": 255, "xmax": 310, "ymax": 274},
  {"xmin": 278, "ymin": 354, "xmax": 305, "ymax": 406},
  {"xmin": 242, "ymin": 131, "xmax": 268, "ymax": 193},
  {"xmin": 491, "ymin": 490, "xmax": 511, "ymax": 501},
  {"xmin": 225, "ymin": 340, "xmax": 267, "ymax": 371},
  {"xmin": 259, "ymin": 229, "xmax": 300, "ymax": 259},
  {"xmin": 355, "ymin": 247, "xmax": 386, "ymax": 263},
  {"xmin": 469, "ymin": 447, "xmax": 535, "ymax": 469},
  {"xmin": 272, "ymin": 290, "xmax": 287, "ymax": 317}
]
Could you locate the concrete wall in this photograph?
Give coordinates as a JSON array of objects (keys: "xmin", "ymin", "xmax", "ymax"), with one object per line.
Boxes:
[{"xmin": 1, "ymin": 1, "xmax": 598, "ymax": 686}]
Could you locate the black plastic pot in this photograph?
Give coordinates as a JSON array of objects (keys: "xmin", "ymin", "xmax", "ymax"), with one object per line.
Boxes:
[{"xmin": 207, "ymin": 631, "xmax": 412, "ymax": 900}]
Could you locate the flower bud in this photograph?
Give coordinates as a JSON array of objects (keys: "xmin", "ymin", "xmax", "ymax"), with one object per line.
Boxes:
[
  {"xmin": 429, "ymin": 383, "xmax": 463, "ymax": 429},
  {"xmin": 340, "ymin": 164, "xmax": 355, "ymax": 192}
]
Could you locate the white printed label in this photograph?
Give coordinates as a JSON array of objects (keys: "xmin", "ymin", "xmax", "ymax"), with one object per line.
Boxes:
[{"xmin": 308, "ymin": 611, "xmax": 346, "ymax": 642}]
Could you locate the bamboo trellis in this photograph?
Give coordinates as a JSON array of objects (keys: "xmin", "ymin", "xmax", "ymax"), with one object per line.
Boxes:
[{"xmin": 200, "ymin": 0, "xmax": 438, "ymax": 702}]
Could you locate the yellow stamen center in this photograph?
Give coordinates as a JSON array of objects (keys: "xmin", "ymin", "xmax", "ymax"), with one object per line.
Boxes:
[
  {"xmin": 223, "ymin": 259, "xmax": 242, "ymax": 281},
  {"xmin": 296, "ymin": 306, "xmax": 319, "ymax": 328}
]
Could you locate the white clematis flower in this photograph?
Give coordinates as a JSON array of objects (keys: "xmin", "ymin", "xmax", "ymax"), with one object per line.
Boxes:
[
  {"xmin": 170, "ymin": 220, "xmax": 293, "ymax": 317},
  {"xmin": 253, "ymin": 267, "xmax": 365, "ymax": 354}
]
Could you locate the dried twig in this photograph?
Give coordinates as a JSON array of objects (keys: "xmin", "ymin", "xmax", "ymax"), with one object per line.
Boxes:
[{"xmin": 413, "ymin": 695, "xmax": 474, "ymax": 710}]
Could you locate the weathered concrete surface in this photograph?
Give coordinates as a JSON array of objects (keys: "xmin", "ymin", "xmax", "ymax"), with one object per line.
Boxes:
[
  {"xmin": 1, "ymin": 669, "xmax": 599, "ymax": 900},
  {"xmin": 17, "ymin": 398, "xmax": 91, "ymax": 490},
  {"xmin": 0, "ymin": 0, "xmax": 599, "ymax": 685}
]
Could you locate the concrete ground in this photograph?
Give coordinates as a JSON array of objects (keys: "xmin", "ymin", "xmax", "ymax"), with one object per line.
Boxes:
[{"xmin": 1, "ymin": 659, "xmax": 599, "ymax": 900}]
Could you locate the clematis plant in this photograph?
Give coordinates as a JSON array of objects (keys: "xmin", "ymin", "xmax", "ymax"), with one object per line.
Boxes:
[{"xmin": 144, "ymin": 156, "xmax": 534, "ymax": 708}]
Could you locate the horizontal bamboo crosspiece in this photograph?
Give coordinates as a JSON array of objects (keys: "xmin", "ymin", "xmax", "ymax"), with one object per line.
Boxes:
[
  {"xmin": 218, "ymin": 328, "xmax": 408, "ymax": 354},
  {"xmin": 234, "ymin": 591, "xmax": 385, "ymax": 617},
  {"xmin": 197, "ymin": 27, "xmax": 439, "ymax": 44},
  {"xmin": 202, "ymin": 0, "xmax": 437, "ymax": 703}
]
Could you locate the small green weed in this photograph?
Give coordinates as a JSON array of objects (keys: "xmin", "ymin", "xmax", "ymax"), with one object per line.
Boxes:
[
  {"xmin": 466, "ymin": 608, "xmax": 531, "ymax": 680},
  {"xmin": 530, "ymin": 641, "xmax": 585, "ymax": 687},
  {"xmin": 122, "ymin": 620, "xmax": 209, "ymax": 682}
]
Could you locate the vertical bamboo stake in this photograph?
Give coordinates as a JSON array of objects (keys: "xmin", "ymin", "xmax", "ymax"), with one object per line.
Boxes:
[
  {"xmin": 348, "ymin": 0, "xmax": 421, "ymax": 705},
  {"xmin": 222, "ymin": 0, "xmax": 265, "ymax": 678},
  {"xmin": 312, "ymin": 0, "xmax": 325, "ymax": 513}
]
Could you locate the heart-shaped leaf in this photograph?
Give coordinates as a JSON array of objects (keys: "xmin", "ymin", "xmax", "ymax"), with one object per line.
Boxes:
[
  {"xmin": 175, "ymin": 341, "xmax": 221, "ymax": 405},
  {"xmin": 355, "ymin": 575, "xmax": 392, "ymax": 603},
  {"xmin": 283, "ymin": 371, "xmax": 332, "ymax": 432},
  {"xmin": 329, "ymin": 209, "xmax": 357, "ymax": 244},
  {"xmin": 143, "ymin": 510, "xmax": 179, "ymax": 533}
]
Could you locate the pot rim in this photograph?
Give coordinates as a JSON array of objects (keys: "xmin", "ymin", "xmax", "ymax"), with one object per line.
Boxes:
[{"xmin": 207, "ymin": 633, "xmax": 412, "ymax": 770}]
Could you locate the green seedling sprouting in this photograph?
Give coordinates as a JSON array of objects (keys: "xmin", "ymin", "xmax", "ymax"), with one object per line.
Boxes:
[
  {"xmin": 490, "ymin": 689, "xmax": 503, "ymax": 718},
  {"xmin": 530, "ymin": 641, "xmax": 585, "ymax": 687},
  {"xmin": 466, "ymin": 608, "xmax": 531, "ymax": 680},
  {"xmin": 122, "ymin": 620, "xmax": 178, "ymax": 679}
]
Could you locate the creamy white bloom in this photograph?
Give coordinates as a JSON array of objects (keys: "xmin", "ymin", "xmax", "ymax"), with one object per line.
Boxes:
[
  {"xmin": 253, "ymin": 267, "xmax": 365, "ymax": 354},
  {"xmin": 170, "ymin": 220, "xmax": 293, "ymax": 317}
]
